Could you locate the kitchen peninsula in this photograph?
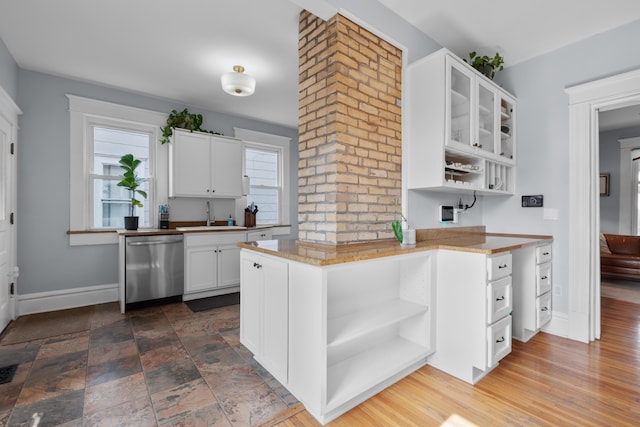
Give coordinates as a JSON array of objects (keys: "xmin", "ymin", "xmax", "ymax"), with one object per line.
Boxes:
[{"xmin": 238, "ymin": 227, "xmax": 552, "ymax": 424}]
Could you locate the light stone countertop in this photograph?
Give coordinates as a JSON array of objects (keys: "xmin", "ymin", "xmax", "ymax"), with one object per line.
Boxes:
[{"xmin": 238, "ymin": 231, "xmax": 552, "ymax": 266}]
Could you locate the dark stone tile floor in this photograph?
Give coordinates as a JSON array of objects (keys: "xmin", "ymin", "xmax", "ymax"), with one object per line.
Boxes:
[{"xmin": 0, "ymin": 302, "xmax": 297, "ymax": 426}]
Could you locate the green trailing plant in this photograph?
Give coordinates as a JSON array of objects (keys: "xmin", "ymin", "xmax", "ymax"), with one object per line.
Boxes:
[
  {"xmin": 159, "ymin": 108, "xmax": 222, "ymax": 144},
  {"xmin": 117, "ymin": 153, "xmax": 147, "ymax": 216},
  {"xmin": 391, "ymin": 199, "xmax": 408, "ymax": 243},
  {"xmin": 464, "ymin": 51, "xmax": 504, "ymax": 80}
]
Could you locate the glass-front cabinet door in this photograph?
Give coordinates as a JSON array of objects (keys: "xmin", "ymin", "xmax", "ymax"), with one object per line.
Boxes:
[
  {"xmin": 446, "ymin": 57, "xmax": 474, "ymax": 151},
  {"xmin": 499, "ymin": 96, "xmax": 516, "ymax": 162},
  {"xmin": 476, "ymin": 81, "xmax": 497, "ymax": 156}
]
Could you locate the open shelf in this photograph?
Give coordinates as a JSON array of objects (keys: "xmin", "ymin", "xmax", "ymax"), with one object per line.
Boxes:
[
  {"xmin": 326, "ymin": 337, "xmax": 429, "ymax": 410},
  {"xmin": 450, "ymin": 88, "xmax": 469, "ymax": 105},
  {"xmin": 327, "ymin": 299, "xmax": 427, "ymax": 347}
]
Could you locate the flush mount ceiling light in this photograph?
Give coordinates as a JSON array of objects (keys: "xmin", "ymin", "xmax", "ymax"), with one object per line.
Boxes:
[{"xmin": 221, "ymin": 65, "xmax": 256, "ymax": 96}]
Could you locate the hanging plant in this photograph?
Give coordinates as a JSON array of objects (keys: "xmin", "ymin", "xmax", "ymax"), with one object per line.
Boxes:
[
  {"xmin": 160, "ymin": 108, "xmax": 222, "ymax": 144},
  {"xmin": 463, "ymin": 51, "xmax": 505, "ymax": 80}
]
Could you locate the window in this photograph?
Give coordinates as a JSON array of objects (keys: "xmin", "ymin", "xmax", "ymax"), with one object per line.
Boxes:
[
  {"xmin": 91, "ymin": 127, "xmax": 151, "ymax": 228},
  {"xmin": 68, "ymin": 95, "xmax": 166, "ymax": 245},
  {"xmin": 245, "ymin": 146, "xmax": 280, "ymax": 224},
  {"xmin": 234, "ymin": 128, "xmax": 291, "ymax": 226}
]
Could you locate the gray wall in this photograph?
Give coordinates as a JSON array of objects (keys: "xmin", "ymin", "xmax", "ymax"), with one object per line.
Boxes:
[
  {"xmin": 327, "ymin": 0, "xmax": 441, "ymax": 63},
  {"xmin": 15, "ymin": 69, "xmax": 298, "ymax": 295},
  {"xmin": 599, "ymin": 125, "xmax": 640, "ymax": 233},
  {"xmin": 484, "ymin": 18, "xmax": 640, "ymax": 313},
  {"xmin": 0, "ymin": 38, "xmax": 17, "ymax": 101}
]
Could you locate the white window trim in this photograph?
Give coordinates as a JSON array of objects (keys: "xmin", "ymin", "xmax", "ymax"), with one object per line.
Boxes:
[
  {"xmin": 68, "ymin": 95, "xmax": 167, "ymax": 245},
  {"xmin": 617, "ymin": 137, "xmax": 640, "ymax": 234},
  {"xmin": 234, "ymin": 127, "xmax": 291, "ymax": 225}
]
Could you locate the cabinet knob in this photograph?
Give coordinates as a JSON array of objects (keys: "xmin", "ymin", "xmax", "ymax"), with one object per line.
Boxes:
[
  {"xmin": 543, "ymin": 252, "xmax": 550, "ymax": 256},
  {"xmin": 498, "ymin": 264, "xmax": 508, "ymax": 269},
  {"xmin": 496, "ymin": 336, "xmax": 505, "ymax": 343},
  {"xmin": 541, "ymin": 275, "xmax": 548, "ymax": 280},
  {"xmin": 253, "ymin": 262, "xmax": 262, "ymax": 269},
  {"xmin": 206, "ymin": 189, "xmax": 210, "ymax": 192},
  {"xmin": 541, "ymin": 307, "xmax": 549, "ymax": 312},
  {"xmin": 496, "ymin": 296, "xmax": 505, "ymax": 301}
]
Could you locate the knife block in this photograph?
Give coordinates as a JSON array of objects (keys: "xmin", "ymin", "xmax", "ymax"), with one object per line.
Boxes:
[{"xmin": 244, "ymin": 212, "xmax": 256, "ymax": 227}]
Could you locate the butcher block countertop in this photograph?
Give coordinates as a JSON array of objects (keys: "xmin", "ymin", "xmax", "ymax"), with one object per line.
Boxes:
[{"xmin": 238, "ymin": 226, "xmax": 552, "ymax": 266}]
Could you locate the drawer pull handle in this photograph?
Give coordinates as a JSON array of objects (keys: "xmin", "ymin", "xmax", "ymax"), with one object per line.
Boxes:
[
  {"xmin": 496, "ymin": 296, "xmax": 505, "ymax": 301},
  {"xmin": 543, "ymin": 252, "xmax": 550, "ymax": 256},
  {"xmin": 496, "ymin": 336, "xmax": 505, "ymax": 343},
  {"xmin": 498, "ymin": 264, "xmax": 508, "ymax": 269},
  {"xmin": 541, "ymin": 275, "xmax": 548, "ymax": 280},
  {"xmin": 541, "ymin": 307, "xmax": 549, "ymax": 312},
  {"xmin": 253, "ymin": 262, "xmax": 262, "ymax": 269}
]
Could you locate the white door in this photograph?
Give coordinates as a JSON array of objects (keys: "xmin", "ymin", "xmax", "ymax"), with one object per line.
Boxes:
[{"xmin": 0, "ymin": 115, "xmax": 13, "ymax": 332}]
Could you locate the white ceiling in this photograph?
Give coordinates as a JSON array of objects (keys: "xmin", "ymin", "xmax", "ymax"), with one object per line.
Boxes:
[{"xmin": 1, "ymin": 0, "xmax": 640, "ymax": 130}]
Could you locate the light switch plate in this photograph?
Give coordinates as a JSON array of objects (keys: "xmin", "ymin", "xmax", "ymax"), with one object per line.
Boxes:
[{"xmin": 522, "ymin": 195, "xmax": 543, "ymax": 207}]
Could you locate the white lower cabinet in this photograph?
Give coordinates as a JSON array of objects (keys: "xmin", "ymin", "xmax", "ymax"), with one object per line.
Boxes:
[
  {"xmin": 183, "ymin": 232, "xmax": 245, "ymax": 300},
  {"xmin": 429, "ymin": 250, "xmax": 513, "ymax": 384},
  {"xmin": 240, "ymin": 250, "xmax": 289, "ymax": 384},
  {"xmin": 512, "ymin": 243, "xmax": 553, "ymax": 342}
]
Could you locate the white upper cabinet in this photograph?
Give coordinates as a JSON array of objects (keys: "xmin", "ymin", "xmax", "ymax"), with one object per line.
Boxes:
[
  {"xmin": 407, "ymin": 48, "xmax": 516, "ymax": 195},
  {"xmin": 169, "ymin": 129, "xmax": 243, "ymax": 198}
]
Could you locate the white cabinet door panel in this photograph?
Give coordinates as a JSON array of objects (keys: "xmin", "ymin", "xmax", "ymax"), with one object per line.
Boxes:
[
  {"xmin": 218, "ymin": 244, "xmax": 241, "ymax": 288},
  {"xmin": 171, "ymin": 131, "xmax": 210, "ymax": 197},
  {"xmin": 212, "ymin": 137, "xmax": 242, "ymax": 197},
  {"xmin": 185, "ymin": 246, "xmax": 217, "ymax": 293}
]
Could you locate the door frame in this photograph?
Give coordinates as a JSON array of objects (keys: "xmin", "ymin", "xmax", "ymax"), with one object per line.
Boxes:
[
  {"xmin": 0, "ymin": 85, "xmax": 21, "ymax": 325},
  {"xmin": 566, "ymin": 68, "xmax": 640, "ymax": 342}
]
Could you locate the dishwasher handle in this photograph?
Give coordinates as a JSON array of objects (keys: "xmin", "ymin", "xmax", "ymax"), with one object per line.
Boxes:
[{"xmin": 127, "ymin": 240, "xmax": 183, "ymax": 246}]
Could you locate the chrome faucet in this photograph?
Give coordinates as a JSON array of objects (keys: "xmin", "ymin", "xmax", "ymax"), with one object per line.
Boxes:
[{"xmin": 206, "ymin": 200, "xmax": 212, "ymax": 226}]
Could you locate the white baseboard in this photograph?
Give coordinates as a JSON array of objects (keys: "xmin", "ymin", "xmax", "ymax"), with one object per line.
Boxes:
[
  {"xmin": 17, "ymin": 283, "xmax": 119, "ymax": 316},
  {"xmin": 541, "ymin": 310, "xmax": 568, "ymax": 338}
]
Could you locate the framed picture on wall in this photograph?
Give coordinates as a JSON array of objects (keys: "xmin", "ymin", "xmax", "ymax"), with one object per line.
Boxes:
[{"xmin": 600, "ymin": 173, "xmax": 610, "ymax": 196}]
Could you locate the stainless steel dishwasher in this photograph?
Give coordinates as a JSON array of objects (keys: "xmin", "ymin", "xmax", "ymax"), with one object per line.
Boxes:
[{"xmin": 125, "ymin": 234, "xmax": 184, "ymax": 308}]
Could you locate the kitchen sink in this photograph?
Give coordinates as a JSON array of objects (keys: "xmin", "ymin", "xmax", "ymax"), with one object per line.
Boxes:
[{"xmin": 176, "ymin": 225, "xmax": 248, "ymax": 231}]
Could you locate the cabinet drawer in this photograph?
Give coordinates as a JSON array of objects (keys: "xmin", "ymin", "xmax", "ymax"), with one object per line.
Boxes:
[
  {"xmin": 487, "ymin": 276, "xmax": 512, "ymax": 324},
  {"xmin": 487, "ymin": 315, "xmax": 512, "ymax": 367},
  {"xmin": 185, "ymin": 231, "xmax": 246, "ymax": 247},
  {"xmin": 536, "ymin": 262, "xmax": 552, "ymax": 295},
  {"xmin": 487, "ymin": 253, "xmax": 512, "ymax": 281},
  {"xmin": 536, "ymin": 244, "xmax": 552, "ymax": 264},
  {"xmin": 536, "ymin": 292, "xmax": 552, "ymax": 329}
]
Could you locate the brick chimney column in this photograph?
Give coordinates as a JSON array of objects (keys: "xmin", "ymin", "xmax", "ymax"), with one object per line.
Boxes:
[{"xmin": 298, "ymin": 11, "xmax": 402, "ymax": 245}]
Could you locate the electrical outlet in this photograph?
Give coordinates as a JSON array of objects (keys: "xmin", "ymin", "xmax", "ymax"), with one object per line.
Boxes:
[{"xmin": 522, "ymin": 195, "xmax": 543, "ymax": 207}]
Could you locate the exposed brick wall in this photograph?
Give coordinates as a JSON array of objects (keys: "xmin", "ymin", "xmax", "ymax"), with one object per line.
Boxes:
[{"xmin": 298, "ymin": 11, "xmax": 403, "ymax": 244}]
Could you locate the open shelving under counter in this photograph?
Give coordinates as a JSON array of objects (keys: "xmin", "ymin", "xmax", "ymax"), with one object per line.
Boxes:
[
  {"xmin": 326, "ymin": 337, "xmax": 429, "ymax": 411},
  {"xmin": 327, "ymin": 299, "xmax": 428, "ymax": 348}
]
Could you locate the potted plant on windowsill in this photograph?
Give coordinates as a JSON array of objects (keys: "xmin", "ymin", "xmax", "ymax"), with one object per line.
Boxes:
[{"xmin": 117, "ymin": 153, "xmax": 147, "ymax": 230}]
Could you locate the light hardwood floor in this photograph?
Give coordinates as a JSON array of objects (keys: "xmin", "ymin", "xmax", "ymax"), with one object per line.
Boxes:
[{"xmin": 263, "ymin": 296, "xmax": 640, "ymax": 426}]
